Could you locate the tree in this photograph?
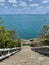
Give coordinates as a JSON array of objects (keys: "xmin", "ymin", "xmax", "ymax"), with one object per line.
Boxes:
[{"xmin": 0, "ymin": 26, "xmax": 21, "ymax": 48}]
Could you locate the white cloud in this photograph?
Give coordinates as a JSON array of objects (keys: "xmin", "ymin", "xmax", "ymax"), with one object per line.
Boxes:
[
  {"xmin": 0, "ymin": 0, "xmax": 5, "ymax": 2},
  {"xmin": 19, "ymin": 1, "xmax": 27, "ymax": 7},
  {"xmin": 42, "ymin": 1, "xmax": 48, "ymax": 3},
  {"xmin": 30, "ymin": 3, "xmax": 39, "ymax": 7},
  {"xmin": 46, "ymin": 6, "xmax": 49, "ymax": 8},
  {"xmin": 29, "ymin": 0, "xmax": 32, "ymax": 2},
  {"xmin": 42, "ymin": 0, "xmax": 49, "ymax": 3},
  {"xmin": 35, "ymin": 5, "xmax": 49, "ymax": 14},
  {"xmin": 36, "ymin": 6, "xmax": 44, "ymax": 9},
  {"xmin": 0, "ymin": 0, "xmax": 5, "ymax": 6},
  {"xmin": 5, "ymin": 6, "xmax": 8, "ymax": 8},
  {"xmin": 12, "ymin": 4, "xmax": 17, "ymax": 6},
  {"xmin": 8, "ymin": 0, "xmax": 17, "ymax": 4},
  {"xmin": 0, "ymin": 3, "xmax": 4, "ymax": 6}
]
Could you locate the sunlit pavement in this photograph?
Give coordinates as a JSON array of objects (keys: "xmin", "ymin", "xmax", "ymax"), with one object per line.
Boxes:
[{"xmin": 0, "ymin": 46, "xmax": 49, "ymax": 65}]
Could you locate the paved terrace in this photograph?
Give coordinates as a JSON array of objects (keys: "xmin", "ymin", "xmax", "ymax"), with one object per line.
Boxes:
[{"xmin": 0, "ymin": 46, "xmax": 49, "ymax": 65}]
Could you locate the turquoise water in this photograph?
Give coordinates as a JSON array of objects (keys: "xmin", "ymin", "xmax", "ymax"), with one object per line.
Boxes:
[{"xmin": 0, "ymin": 14, "xmax": 49, "ymax": 39}]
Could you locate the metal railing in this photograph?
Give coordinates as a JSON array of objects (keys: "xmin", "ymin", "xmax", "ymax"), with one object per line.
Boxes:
[
  {"xmin": 0, "ymin": 47, "xmax": 21, "ymax": 60},
  {"xmin": 31, "ymin": 46, "xmax": 49, "ymax": 55}
]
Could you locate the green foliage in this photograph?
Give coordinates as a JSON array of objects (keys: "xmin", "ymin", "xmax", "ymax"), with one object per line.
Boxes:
[
  {"xmin": 40, "ymin": 25, "xmax": 49, "ymax": 37},
  {"xmin": 39, "ymin": 18, "xmax": 49, "ymax": 46},
  {"xmin": 0, "ymin": 26, "xmax": 21, "ymax": 48},
  {"xmin": 31, "ymin": 42, "xmax": 39, "ymax": 47},
  {"xmin": 17, "ymin": 40, "xmax": 21, "ymax": 47},
  {"xmin": 31, "ymin": 43, "xmax": 35, "ymax": 47},
  {"xmin": 0, "ymin": 17, "xmax": 4, "ymax": 25},
  {"xmin": 42, "ymin": 39, "xmax": 49, "ymax": 46}
]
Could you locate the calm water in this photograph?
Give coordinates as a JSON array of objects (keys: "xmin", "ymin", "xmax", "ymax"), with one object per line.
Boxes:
[{"xmin": 0, "ymin": 14, "xmax": 49, "ymax": 39}]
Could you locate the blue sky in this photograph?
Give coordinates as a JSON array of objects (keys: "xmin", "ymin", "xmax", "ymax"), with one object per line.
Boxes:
[{"xmin": 0, "ymin": 0, "xmax": 49, "ymax": 14}]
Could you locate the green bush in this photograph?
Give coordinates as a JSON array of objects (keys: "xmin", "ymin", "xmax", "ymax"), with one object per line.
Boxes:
[
  {"xmin": 42, "ymin": 39, "xmax": 49, "ymax": 46},
  {"xmin": 31, "ymin": 42, "xmax": 38, "ymax": 47},
  {"xmin": 0, "ymin": 26, "xmax": 21, "ymax": 48}
]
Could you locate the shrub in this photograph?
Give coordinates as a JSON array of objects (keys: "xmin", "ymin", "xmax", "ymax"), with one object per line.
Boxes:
[
  {"xmin": 0, "ymin": 26, "xmax": 21, "ymax": 48},
  {"xmin": 42, "ymin": 39, "xmax": 49, "ymax": 46}
]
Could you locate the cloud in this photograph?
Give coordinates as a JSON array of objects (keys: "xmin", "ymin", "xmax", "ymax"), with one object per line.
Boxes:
[
  {"xmin": 42, "ymin": 1, "xmax": 48, "ymax": 3},
  {"xmin": 8, "ymin": 0, "xmax": 17, "ymax": 4},
  {"xmin": 42, "ymin": 0, "xmax": 49, "ymax": 3},
  {"xmin": 30, "ymin": 3, "xmax": 39, "ymax": 7},
  {"xmin": 46, "ymin": 6, "xmax": 49, "ymax": 8},
  {"xmin": 0, "ymin": 3, "xmax": 4, "ymax": 6},
  {"xmin": 36, "ymin": 6, "xmax": 44, "ymax": 9},
  {"xmin": 0, "ymin": 0, "xmax": 5, "ymax": 6},
  {"xmin": 12, "ymin": 4, "xmax": 17, "ymax": 7},
  {"xmin": 5, "ymin": 6, "xmax": 8, "ymax": 8},
  {"xmin": 0, "ymin": 0, "xmax": 5, "ymax": 2},
  {"xmin": 29, "ymin": 0, "xmax": 32, "ymax": 2},
  {"xmin": 19, "ymin": 1, "xmax": 27, "ymax": 7}
]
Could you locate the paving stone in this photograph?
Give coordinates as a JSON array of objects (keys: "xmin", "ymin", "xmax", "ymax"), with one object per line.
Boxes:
[{"xmin": 0, "ymin": 46, "xmax": 49, "ymax": 65}]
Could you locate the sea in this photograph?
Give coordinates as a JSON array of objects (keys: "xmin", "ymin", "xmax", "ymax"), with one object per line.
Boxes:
[{"xmin": 0, "ymin": 14, "xmax": 49, "ymax": 39}]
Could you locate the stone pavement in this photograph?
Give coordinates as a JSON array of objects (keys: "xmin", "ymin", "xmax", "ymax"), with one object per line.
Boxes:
[{"xmin": 0, "ymin": 46, "xmax": 49, "ymax": 65}]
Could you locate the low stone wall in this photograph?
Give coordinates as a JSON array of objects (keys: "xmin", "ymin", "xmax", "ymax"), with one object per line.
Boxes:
[
  {"xmin": 0, "ymin": 47, "xmax": 21, "ymax": 61},
  {"xmin": 31, "ymin": 46, "xmax": 49, "ymax": 55}
]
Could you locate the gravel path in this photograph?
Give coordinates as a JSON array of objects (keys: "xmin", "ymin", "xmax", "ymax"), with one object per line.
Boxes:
[{"xmin": 0, "ymin": 46, "xmax": 49, "ymax": 65}]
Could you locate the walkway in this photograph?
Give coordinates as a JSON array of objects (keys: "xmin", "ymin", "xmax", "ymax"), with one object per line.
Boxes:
[{"xmin": 0, "ymin": 46, "xmax": 49, "ymax": 65}]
